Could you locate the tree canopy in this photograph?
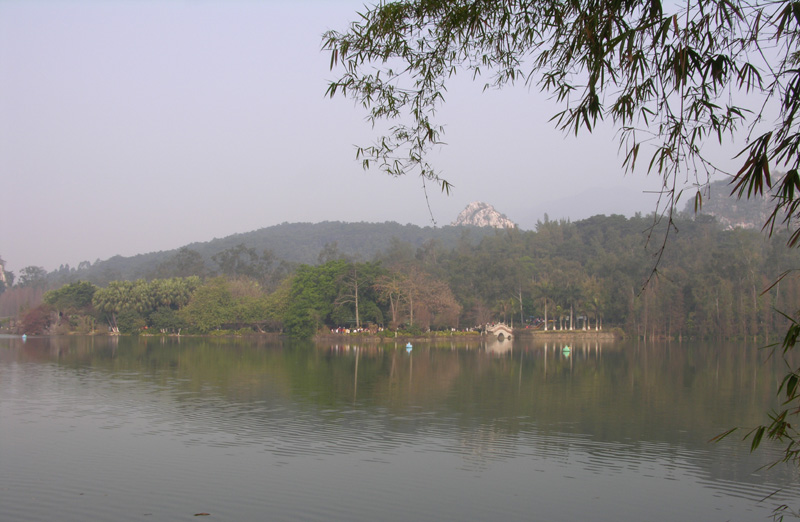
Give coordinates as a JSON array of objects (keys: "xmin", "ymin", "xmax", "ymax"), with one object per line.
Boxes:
[{"xmin": 324, "ymin": 0, "xmax": 800, "ymax": 240}]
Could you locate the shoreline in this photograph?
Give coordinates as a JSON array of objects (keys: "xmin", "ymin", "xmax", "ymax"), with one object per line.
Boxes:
[
  {"xmin": 3, "ymin": 329, "xmax": 622, "ymax": 343},
  {"xmin": 316, "ymin": 329, "xmax": 622, "ymax": 343}
]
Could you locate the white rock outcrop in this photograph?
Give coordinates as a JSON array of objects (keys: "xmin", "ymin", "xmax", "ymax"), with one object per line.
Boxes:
[{"xmin": 451, "ymin": 202, "xmax": 517, "ymax": 228}]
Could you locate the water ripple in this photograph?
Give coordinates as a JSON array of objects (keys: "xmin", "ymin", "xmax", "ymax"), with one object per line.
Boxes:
[{"xmin": 3, "ymin": 340, "xmax": 799, "ymax": 522}]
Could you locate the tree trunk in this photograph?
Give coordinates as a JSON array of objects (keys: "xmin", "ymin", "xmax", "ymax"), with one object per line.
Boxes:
[
  {"xmin": 569, "ymin": 305, "xmax": 573, "ymax": 330},
  {"xmin": 355, "ymin": 279, "xmax": 360, "ymax": 329},
  {"xmin": 544, "ymin": 299, "xmax": 548, "ymax": 331},
  {"xmin": 389, "ymin": 294, "xmax": 397, "ymax": 326}
]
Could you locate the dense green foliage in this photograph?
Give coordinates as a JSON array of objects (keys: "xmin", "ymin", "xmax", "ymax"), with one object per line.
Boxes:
[
  {"xmin": 41, "ymin": 281, "xmax": 98, "ymax": 333},
  {"xmin": 438, "ymin": 214, "xmax": 799, "ymax": 339},
  {"xmin": 13, "ymin": 214, "xmax": 800, "ymax": 341},
  {"xmin": 285, "ymin": 260, "xmax": 350, "ymax": 337},
  {"xmin": 43, "ymin": 281, "xmax": 96, "ymax": 314},
  {"xmin": 92, "ymin": 277, "xmax": 200, "ymax": 334}
]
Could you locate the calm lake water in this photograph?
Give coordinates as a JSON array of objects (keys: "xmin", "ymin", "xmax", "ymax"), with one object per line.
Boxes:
[{"xmin": 1, "ymin": 334, "xmax": 798, "ymax": 521}]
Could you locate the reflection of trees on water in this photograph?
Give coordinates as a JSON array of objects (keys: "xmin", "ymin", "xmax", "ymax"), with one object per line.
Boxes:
[{"xmin": 1, "ymin": 336, "xmax": 798, "ymax": 494}]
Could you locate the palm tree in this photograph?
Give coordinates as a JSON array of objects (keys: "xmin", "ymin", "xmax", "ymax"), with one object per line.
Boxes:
[
  {"xmin": 591, "ymin": 296, "xmax": 603, "ymax": 331},
  {"xmin": 92, "ymin": 280, "xmax": 137, "ymax": 333},
  {"xmin": 554, "ymin": 304, "xmax": 565, "ymax": 330},
  {"xmin": 561, "ymin": 283, "xmax": 582, "ymax": 331},
  {"xmin": 534, "ymin": 280, "xmax": 555, "ymax": 331}
]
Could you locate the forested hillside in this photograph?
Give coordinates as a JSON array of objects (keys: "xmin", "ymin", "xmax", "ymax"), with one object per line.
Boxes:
[
  {"xmin": 4, "ymin": 213, "xmax": 799, "ymax": 340},
  {"xmin": 43, "ymin": 221, "xmax": 497, "ymax": 286}
]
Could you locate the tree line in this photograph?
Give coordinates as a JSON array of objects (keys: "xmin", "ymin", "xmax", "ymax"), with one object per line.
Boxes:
[
  {"xmin": 5, "ymin": 213, "xmax": 800, "ymax": 339},
  {"xmin": 0, "ymin": 222, "xmax": 496, "ymax": 288}
]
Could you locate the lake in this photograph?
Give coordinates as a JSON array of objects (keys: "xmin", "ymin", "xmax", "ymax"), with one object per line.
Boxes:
[{"xmin": 1, "ymin": 334, "xmax": 798, "ymax": 521}]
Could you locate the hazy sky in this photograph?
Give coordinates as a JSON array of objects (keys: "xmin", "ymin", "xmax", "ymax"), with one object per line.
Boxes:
[{"xmin": 1, "ymin": 1, "xmax": 733, "ymax": 274}]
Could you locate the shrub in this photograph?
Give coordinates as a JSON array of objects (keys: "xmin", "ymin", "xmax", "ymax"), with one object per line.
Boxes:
[
  {"xmin": 20, "ymin": 304, "xmax": 54, "ymax": 335},
  {"xmin": 116, "ymin": 310, "xmax": 146, "ymax": 334}
]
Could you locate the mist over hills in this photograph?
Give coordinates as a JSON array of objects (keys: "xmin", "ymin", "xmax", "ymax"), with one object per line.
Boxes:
[
  {"xmin": 682, "ymin": 179, "xmax": 772, "ymax": 230},
  {"xmin": 515, "ymin": 185, "xmax": 662, "ymax": 227},
  {"xmin": 57, "ymin": 221, "xmax": 501, "ymax": 285},
  {"xmin": 32, "ymin": 202, "xmax": 520, "ymax": 284},
  {"xmin": 6, "ymin": 189, "xmax": 775, "ymax": 288}
]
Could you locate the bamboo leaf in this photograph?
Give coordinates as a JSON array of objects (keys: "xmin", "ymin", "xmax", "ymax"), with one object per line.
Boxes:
[{"xmin": 750, "ymin": 426, "xmax": 766, "ymax": 452}]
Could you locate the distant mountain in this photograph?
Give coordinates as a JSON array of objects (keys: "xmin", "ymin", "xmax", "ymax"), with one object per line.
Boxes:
[
  {"xmin": 56, "ymin": 221, "xmax": 500, "ymax": 285},
  {"xmin": 682, "ymin": 180, "xmax": 771, "ymax": 230},
  {"xmin": 519, "ymin": 185, "xmax": 661, "ymax": 226},
  {"xmin": 451, "ymin": 202, "xmax": 516, "ymax": 228}
]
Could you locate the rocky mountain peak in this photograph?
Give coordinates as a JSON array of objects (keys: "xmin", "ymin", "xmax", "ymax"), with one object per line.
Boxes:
[
  {"xmin": 682, "ymin": 180, "xmax": 771, "ymax": 230},
  {"xmin": 452, "ymin": 202, "xmax": 517, "ymax": 228}
]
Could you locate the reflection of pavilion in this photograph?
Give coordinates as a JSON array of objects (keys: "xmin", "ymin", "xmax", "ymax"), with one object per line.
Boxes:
[{"xmin": 485, "ymin": 336, "xmax": 512, "ymax": 354}]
